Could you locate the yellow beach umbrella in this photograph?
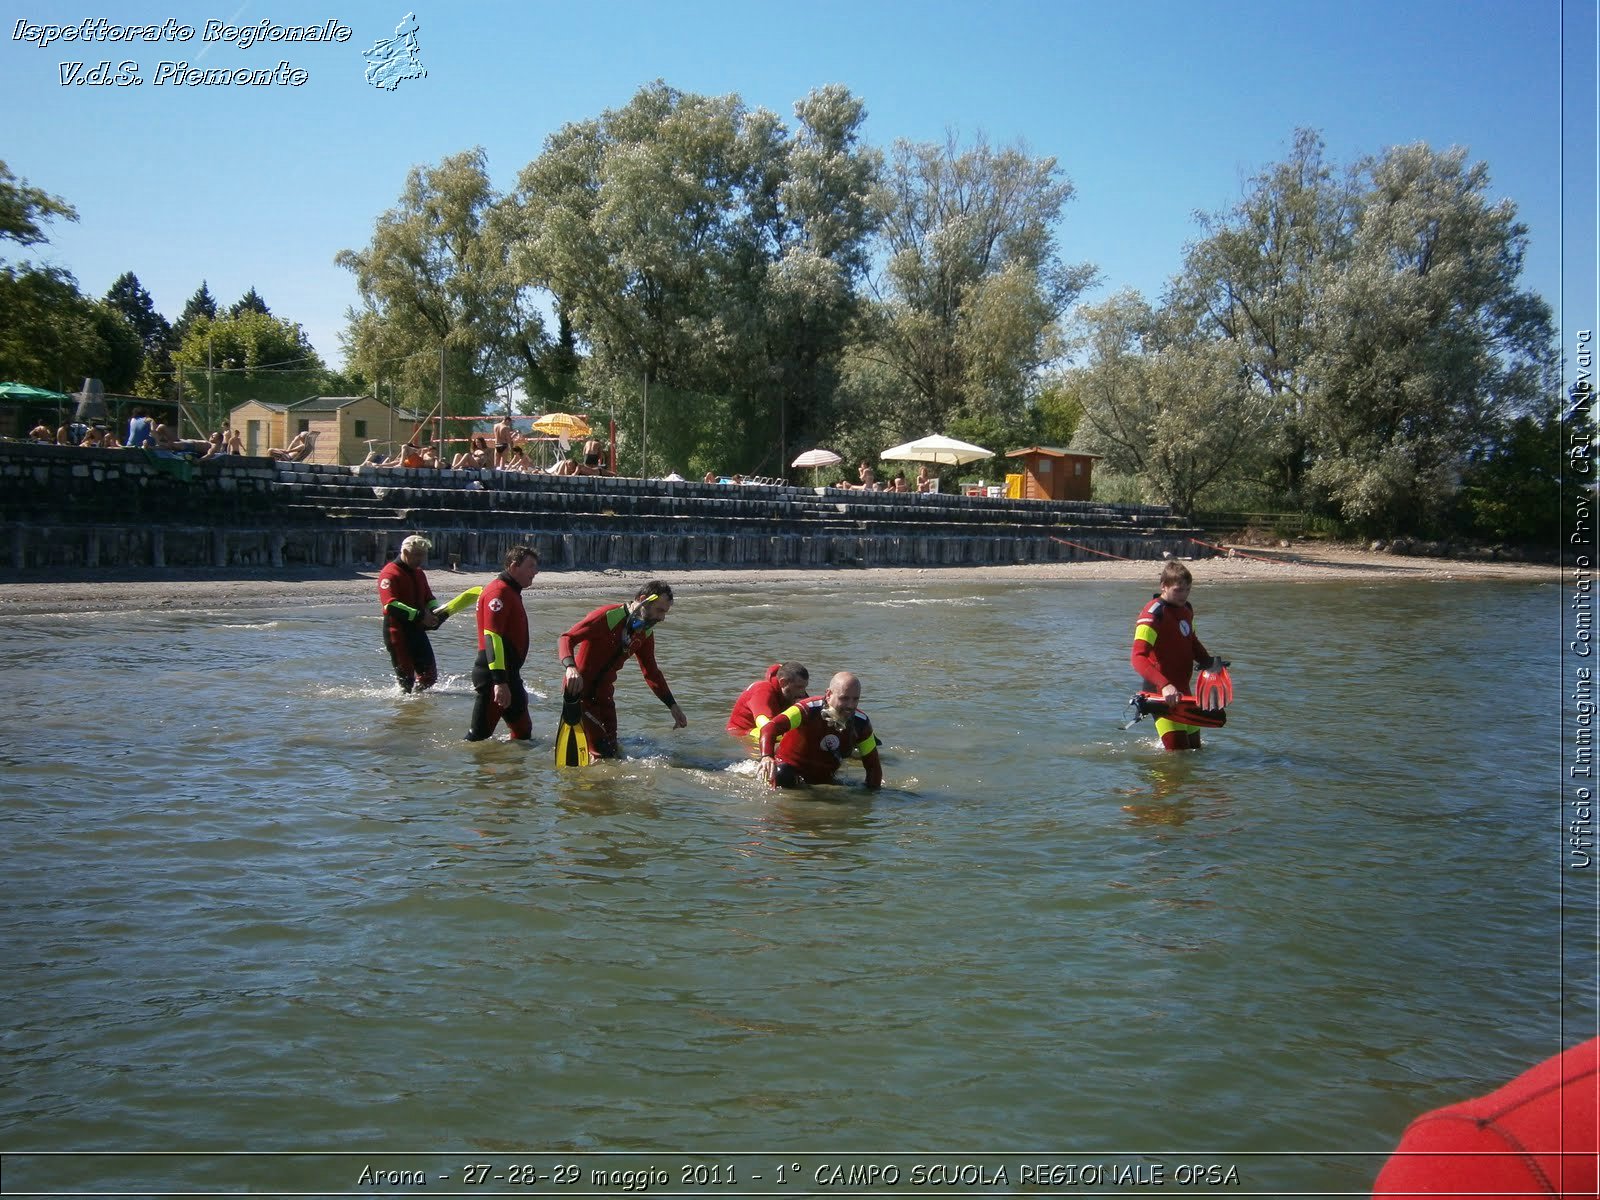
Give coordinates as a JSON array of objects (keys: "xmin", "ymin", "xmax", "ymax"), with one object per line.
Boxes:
[{"xmin": 531, "ymin": 412, "xmax": 592, "ymax": 440}]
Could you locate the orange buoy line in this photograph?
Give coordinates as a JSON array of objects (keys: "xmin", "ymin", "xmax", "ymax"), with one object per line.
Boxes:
[{"xmin": 1049, "ymin": 536, "xmax": 1139, "ymax": 561}]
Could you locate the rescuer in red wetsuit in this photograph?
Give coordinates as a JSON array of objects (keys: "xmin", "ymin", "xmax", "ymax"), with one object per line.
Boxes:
[
  {"xmin": 1372, "ymin": 1037, "xmax": 1598, "ymax": 1197},
  {"xmin": 557, "ymin": 580, "xmax": 686, "ymax": 759},
  {"xmin": 757, "ymin": 671, "xmax": 882, "ymax": 790},
  {"xmin": 1130, "ymin": 561, "xmax": 1216, "ymax": 751},
  {"xmin": 377, "ymin": 534, "xmax": 445, "ymax": 692},
  {"xmin": 465, "ymin": 544, "xmax": 538, "ymax": 741},
  {"xmin": 727, "ymin": 662, "xmax": 810, "ymax": 745}
]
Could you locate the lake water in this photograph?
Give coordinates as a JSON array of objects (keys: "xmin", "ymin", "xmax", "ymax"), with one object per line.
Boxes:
[{"xmin": 0, "ymin": 574, "xmax": 1583, "ymax": 1196}]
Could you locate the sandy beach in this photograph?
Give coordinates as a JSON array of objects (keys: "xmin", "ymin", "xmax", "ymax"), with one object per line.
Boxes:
[{"xmin": 0, "ymin": 543, "xmax": 1561, "ymax": 617}]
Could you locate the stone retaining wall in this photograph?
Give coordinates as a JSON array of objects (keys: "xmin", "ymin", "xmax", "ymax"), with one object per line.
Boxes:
[{"xmin": 0, "ymin": 443, "xmax": 1207, "ymax": 571}]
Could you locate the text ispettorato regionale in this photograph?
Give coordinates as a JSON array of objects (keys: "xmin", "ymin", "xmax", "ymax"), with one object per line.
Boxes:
[{"xmin": 12, "ymin": 18, "xmax": 353, "ymax": 50}]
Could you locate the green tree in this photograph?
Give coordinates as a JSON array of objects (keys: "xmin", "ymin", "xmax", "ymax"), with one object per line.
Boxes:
[
  {"xmin": 743, "ymin": 85, "xmax": 885, "ymax": 468},
  {"xmin": 172, "ymin": 281, "xmax": 218, "ymax": 347},
  {"xmin": 105, "ymin": 272, "xmax": 171, "ymax": 358},
  {"xmin": 514, "ymin": 83, "xmax": 764, "ymax": 471},
  {"xmin": 1168, "ymin": 130, "xmax": 1555, "ymax": 533},
  {"xmin": 523, "ymin": 305, "xmax": 581, "ymax": 410},
  {"xmin": 1167, "ymin": 129, "xmax": 1358, "ymax": 502},
  {"xmin": 1303, "ymin": 142, "xmax": 1556, "ymax": 533},
  {"xmin": 1032, "ymin": 376, "xmax": 1084, "ymax": 448},
  {"xmin": 849, "ymin": 131, "xmax": 1096, "ymax": 450},
  {"xmin": 338, "ymin": 147, "xmax": 539, "ymax": 418},
  {"xmin": 509, "ymin": 81, "xmax": 884, "ymax": 477},
  {"xmin": 105, "ymin": 271, "xmax": 174, "ymax": 397},
  {"xmin": 0, "ymin": 160, "xmax": 77, "ymax": 248},
  {"xmin": 1070, "ymin": 290, "xmax": 1269, "ymax": 514},
  {"xmin": 228, "ymin": 286, "xmax": 271, "ymax": 318},
  {"xmin": 1453, "ymin": 401, "xmax": 1562, "ymax": 546},
  {"xmin": 515, "ymin": 81, "xmax": 874, "ymax": 475},
  {"xmin": 0, "ymin": 165, "xmax": 137, "ymax": 391},
  {"xmin": 0, "ymin": 265, "xmax": 137, "ymax": 390},
  {"xmin": 172, "ymin": 309, "xmax": 326, "ymax": 429}
]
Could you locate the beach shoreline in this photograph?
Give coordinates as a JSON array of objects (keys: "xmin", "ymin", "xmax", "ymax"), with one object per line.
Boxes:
[{"xmin": 0, "ymin": 543, "xmax": 1561, "ymax": 616}]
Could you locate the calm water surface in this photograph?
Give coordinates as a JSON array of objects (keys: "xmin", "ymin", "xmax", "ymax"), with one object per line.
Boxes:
[{"xmin": 0, "ymin": 575, "xmax": 1578, "ymax": 1194}]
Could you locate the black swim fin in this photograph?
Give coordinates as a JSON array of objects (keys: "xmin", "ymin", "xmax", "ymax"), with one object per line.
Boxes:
[
  {"xmin": 1127, "ymin": 693, "xmax": 1228, "ymax": 729},
  {"xmin": 554, "ymin": 695, "xmax": 593, "ymax": 767}
]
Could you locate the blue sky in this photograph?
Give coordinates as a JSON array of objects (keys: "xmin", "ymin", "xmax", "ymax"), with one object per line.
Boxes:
[{"xmin": 3, "ymin": 0, "xmax": 1594, "ymax": 381}]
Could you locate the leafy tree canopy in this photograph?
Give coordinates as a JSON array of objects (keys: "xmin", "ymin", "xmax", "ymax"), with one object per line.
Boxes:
[
  {"xmin": 0, "ymin": 161, "xmax": 77, "ymax": 251},
  {"xmin": 337, "ymin": 146, "xmax": 533, "ymax": 417}
]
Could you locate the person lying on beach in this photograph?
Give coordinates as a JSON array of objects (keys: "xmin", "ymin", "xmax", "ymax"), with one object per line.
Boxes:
[
  {"xmin": 387, "ymin": 441, "xmax": 426, "ymax": 469},
  {"xmin": 267, "ymin": 431, "xmax": 315, "ymax": 462}
]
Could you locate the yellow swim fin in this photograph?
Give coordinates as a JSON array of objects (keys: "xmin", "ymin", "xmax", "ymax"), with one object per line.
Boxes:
[
  {"xmin": 436, "ymin": 585, "xmax": 483, "ymax": 618},
  {"xmin": 554, "ymin": 696, "xmax": 593, "ymax": 767}
]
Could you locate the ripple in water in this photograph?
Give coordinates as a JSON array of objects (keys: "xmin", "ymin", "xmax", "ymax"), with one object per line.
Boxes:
[{"xmin": 0, "ymin": 580, "xmax": 1573, "ymax": 1195}]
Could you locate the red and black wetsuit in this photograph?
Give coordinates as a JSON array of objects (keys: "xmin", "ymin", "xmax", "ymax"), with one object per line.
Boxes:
[
  {"xmin": 757, "ymin": 697, "xmax": 882, "ymax": 789},
  {"xmin": 1131, "ymin": 593, "xmax": 1211, "ymax": 750},
  {"xmin": 467, "ymin": 570, "xmax": 531, "ymax": 740},
  {"xmin": 557, "ymin": 604, "xmax": 675, "ymax": 759},
  {"xmin": 727, "ymin": 664, "xmax": 790, "ymax": 742},
  {"xmin": 1373, "ymin": 1037, "xmax": 1597, "ymax": 1197},
  {"xmin": 378, "ymin": 558, "xmax": 439, "ymax": 692}
]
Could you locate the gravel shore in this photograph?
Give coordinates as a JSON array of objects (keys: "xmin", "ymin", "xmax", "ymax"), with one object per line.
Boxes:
[{"xmin": 0, "ymin": 544, "xmax": 1561, "ymax": 617}]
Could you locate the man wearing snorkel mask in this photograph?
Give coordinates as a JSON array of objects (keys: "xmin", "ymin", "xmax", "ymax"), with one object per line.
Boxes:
[{"xmin": 557, "ymin": 580, "xmax": 687, "ymax": 759}]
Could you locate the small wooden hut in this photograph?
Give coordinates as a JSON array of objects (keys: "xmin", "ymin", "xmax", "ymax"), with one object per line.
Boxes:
[{"xmin": 1004, "ymin": 446, "xmax": 1100, "ymax": 502}]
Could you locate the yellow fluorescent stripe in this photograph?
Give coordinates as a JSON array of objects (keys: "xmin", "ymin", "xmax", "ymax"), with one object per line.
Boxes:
[
  {"xmin": 1153, "ymin": 717, "xmax": 1201, "ymax": 735},
  {"xmin": 1134, "ymin": 625, "xmax": 1158, "ymax": 645},
  {"xmin": 855, "ymin": 734, "xmax": 879, "ymax": 757},
  {"xmin": 487, "ymin": 630, "xmax": 507, "ymax": 671}
]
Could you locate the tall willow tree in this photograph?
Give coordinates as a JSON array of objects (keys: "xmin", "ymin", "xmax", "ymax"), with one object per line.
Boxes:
[
  {"xmin": 1070, "ymin": 290, "xmax": 1269, "ymax": 514},
  {"xmin": 1304, "ymin": 142, "xmax": 1557, "ymax": 531},
  {"xmin": 844, "ymin": 132, "xmax": 1097, "ymax": 455},
  {"xmin": 1168, "ymin": 129, "xmax": 1554, "ymax": 532},
  {"xmin": 1167, "ymin": 129, "xmax": 1359, "ymax": 502},
  {"xmin": 337, "ymin": 148, "xmax": 543, "ymax": 416},
  {"xmin": 737, "ymin": 84, "xmax": 885, "ymax": 466},
  {"xmin": 510, "ymin": 81, "xmax": 882, "ymax": 476},
  {"xmin": 512, "ymin": 83, "xmax": 771, "ymax": 472}
]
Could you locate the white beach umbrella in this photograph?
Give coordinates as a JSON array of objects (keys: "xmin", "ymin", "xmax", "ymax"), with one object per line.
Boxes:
[
  {"xmin": 791, "ymin": 448, "xmax": 843, "ymax": 469},
  {"xmin": 879, "ymin": 434, "xmax": 994, "ymax": 466},
  {"xmin": 791, "ymin": 447, "xmax": 843, "ymax": 483}
]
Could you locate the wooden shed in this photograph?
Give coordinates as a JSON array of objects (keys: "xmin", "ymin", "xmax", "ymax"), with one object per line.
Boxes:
[
  {"xmin": 229, "ymin": 395, "xmax": 421, "ymax": 464},
  {"xmin": 1004, "ymin": 446, "xmax": 1100, "ymax": 501}
]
